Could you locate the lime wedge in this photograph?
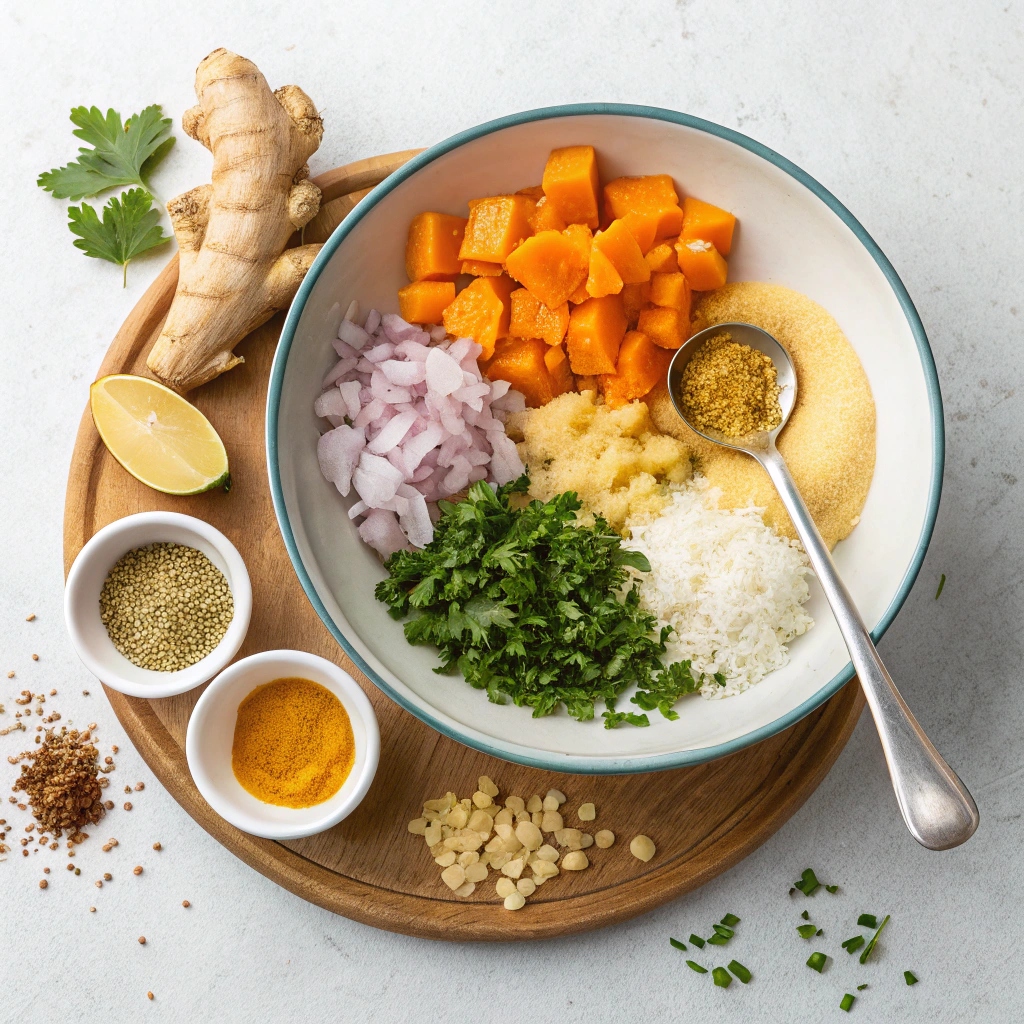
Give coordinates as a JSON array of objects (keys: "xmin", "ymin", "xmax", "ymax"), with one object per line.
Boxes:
[{"xmin": 90, "ymin": 374, "xmax": 229, "ymax": 495}]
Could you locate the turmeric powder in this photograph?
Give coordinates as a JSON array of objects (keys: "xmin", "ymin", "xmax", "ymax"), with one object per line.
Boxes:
[{"xmin": 231, "ymin": 677, "xmax": 354, "ymax": 808}]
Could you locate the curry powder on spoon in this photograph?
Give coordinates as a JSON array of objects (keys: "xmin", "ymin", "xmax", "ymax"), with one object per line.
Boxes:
[{"xmin": 231, "ymin": 677, "xmax": 355, "ymax": 808}]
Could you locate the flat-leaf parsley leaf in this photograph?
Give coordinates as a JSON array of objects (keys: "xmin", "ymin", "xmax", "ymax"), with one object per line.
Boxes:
[{"xmin": 375, "ymin": 477, "xmax": 699, "ymax": 726}]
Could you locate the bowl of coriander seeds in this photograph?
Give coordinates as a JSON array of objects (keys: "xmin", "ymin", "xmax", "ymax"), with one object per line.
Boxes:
[{"xmin": 64, "ymin": 511, "xmax": 252, "ymax": 698}]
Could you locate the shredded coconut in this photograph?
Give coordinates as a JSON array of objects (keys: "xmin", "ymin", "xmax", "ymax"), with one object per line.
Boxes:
[{"xmin": 625, "ymin": 476, "xmax": 813, "ymax": 699}]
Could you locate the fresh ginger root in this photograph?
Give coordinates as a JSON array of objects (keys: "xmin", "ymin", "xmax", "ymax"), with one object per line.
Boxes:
[{"xmin": 147, "ymin": 49, "xmax": 324, "ymax": 391}]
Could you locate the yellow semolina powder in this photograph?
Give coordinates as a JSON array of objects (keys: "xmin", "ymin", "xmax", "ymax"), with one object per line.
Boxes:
[
  {"xmin": 506, "ymin": 391, "xmax": 690, "ymax": 532},
  {"xmin": 647, "ymin": 282, "xmax": 876, "ymax": 550}
]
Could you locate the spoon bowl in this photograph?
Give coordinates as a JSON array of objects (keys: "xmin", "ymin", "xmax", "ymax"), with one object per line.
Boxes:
[{"xmin": 666, "ymin": 322, "xmax": 979, "ymax": 851}]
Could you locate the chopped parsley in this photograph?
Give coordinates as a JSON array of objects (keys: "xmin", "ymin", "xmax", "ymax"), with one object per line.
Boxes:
[
  {"xmin": 712, "ymin": 966, "xmax": 732, "ymax": 988},
  {"xmin": 376, "ymin": 478, "xmax": 705, "ymax": 726},
  {"xmin": 806, "ymin": 951, "xmax": 828, "ymax": 973},
  {"xmin": 842, "ymin": 935, "xmax": 865, "ymax": 955},
  {"xmin": 794, "ymin": 868, "xmax": 821, "ymax": 896},
  {"xmin": 904, "ymin": 971, "xmax": 918, "ymax": 986},
  {"xmin": 797, "ymin": 924, "xmax": 817, "ymax": 940},
  {"xmin": 859, "ymin": 915, "xmax": 890, "ymax": 965}
]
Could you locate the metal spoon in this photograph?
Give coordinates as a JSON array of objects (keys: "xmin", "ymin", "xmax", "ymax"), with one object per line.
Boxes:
[{"xmin": 667, "ymin": 321, "xmax": 979, "ymax": 850}]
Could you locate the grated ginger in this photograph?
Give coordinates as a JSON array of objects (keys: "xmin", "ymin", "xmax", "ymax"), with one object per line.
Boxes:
[{"xmin": 506, "ymin": 391, "xmax": 690, "ymax": 532}]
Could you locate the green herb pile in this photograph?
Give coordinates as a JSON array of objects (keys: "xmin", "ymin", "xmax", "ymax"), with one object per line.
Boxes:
[
  {"xmin": 375, "ymin": 477, "xmax": 704, "ymax": 727},
  {"xmin": 38, "ymin": 105, "xmax": 174, "ymax": 284}
]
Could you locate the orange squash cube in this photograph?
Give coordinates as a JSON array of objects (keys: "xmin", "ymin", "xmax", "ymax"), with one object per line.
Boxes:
[
  {"xmin": 541, "ymin": 145, "xmax": 600, "ymax": 228},
  {"xmin": 566, "ymin": 294, "xmax": 628, "ymax": 375},
  {"xmin": 619, "ymin": 211, "xmax": 659, "ymax": 255},
  {"xmin": 675, "ymin": 238, "xmax": 729, "ymax": 291},
  {"xmin": 442, "ymin": 275, "xmax": 516, "ymax": 359},
  {"xmin": 484, "ymin": 337, "xmax": 562, "ymax": 408},
  {"xmin": 517, "ymin": 184, "xmax": 545, "ymax": 200},
  {"xmin": 602, "ymin": 175, "xmax": 683, "ymax": 239},
  {"xmin": 637, "ymin": 305, "xmax": 688, "ymax": 349},
  {"xmin": 461, "ymin": 259, "xmax": 503, "ymax": 276},
  {"xmin": 599, "ymin": 330, "xmax": 673, "ymax": 408},
  {"xmin": 644, "ymin": 242, "xmax": 678, "ymax": 274},
  {"xmin": 621, "ymin": 281, "xmax": 651, "ymax": 328},
  {"xmin": 398, "ymin": 280, "xmax": 456, "ymax": 324},
  {"xmin": 458, "ymin": 195, "xmax": 534, "ymax": 263},
  {"xmin": 592, "ymin": 219, "xmax": 650, "ymax": 285},
  {"xmin": 504, "ymin": 227, "xmax": 590, "ymax": 309},
  {"xmin": 528, "ymin": 195, "xmax": 567, "ymax": 233},
  {"xmin": 509, "ymin": 288, "xmax": 569, "ymax": 346},
  {"xmin": 405, "ymin": 212, "xmax": 467, "ymax": 282},
  {"xmin": 569, "ymin": 281, "xmax": 591, "ymax": 305},
  {"xmin": 543, "ymin": 342, "xmax": 576, "ymax": 396},
  {"xmin": 649, "ymin": 272, "xmax": 692, "ymax": 315},
  {"xmin": 682, "ymin": 197, "xmax": 736, "ymax": 256},
  {"xmin": 586, "ymin": 247, "xmax": 624, "ymax": 298}
]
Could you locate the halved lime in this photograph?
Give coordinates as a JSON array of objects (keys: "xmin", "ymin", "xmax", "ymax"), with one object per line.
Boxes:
[{"xmin": 90, "ymin": 374, "xmax": 229, "ymax": 495}]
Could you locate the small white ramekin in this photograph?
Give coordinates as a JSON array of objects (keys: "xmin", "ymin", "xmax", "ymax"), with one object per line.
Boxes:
[
  {"xmin": 64, "ymin": 511, "xmax": 252, "ymax": 699},
  {"xmin": 185, "ymin": 650, "xmax": 379, "ymax": 839}
]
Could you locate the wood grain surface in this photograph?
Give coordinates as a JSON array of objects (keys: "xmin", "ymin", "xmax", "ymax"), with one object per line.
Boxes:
[{"xmin": 63, "ymin": 150, "xmax": 865, "ymax": 941}]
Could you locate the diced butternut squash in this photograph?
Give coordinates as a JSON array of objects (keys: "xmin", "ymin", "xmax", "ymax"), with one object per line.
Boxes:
[
  {"xmin": 484, "ymin": 337, "xmax": 563, "ymax": 408},
  {"xmin": 681, "ymin": 197, "xmax": 736, "ymax": 256},
  {"xmin": 586, "ymin": 247, "xmax": 623, "ymax": 298},
  {"xmin": 602, "ymin": 175, "xmax": 683, "ymax": 239},
  {"xmin": 543, "ymin": 342, "xmax": 576, "ymax": 396},
  {"xmin": 621, "ymin": 281, "xmax": 651, "ymax": 328},
  {"xmin": 637, "ymin": 305, "xmax": 688, "ymax": 349},
  {"xmin": 592, "ymin": 218, "xmax": 650, "ymax": 285},
  {"xmin": 619, "ymin": 211, "xmax": 659, "ymax": 255},
  {"xmin": 516, "ymin": 184, "xmax": 545, "ymax": 200},
  {"xmin": 541, "ymin": 145, "xmax": 600, "ymax": 228},
  {"xmin": 674, "ymin": 238, "xmax": 728, "ymax": 291},
  {"xmin": 459, "ymin": 196, "xmax": 534, "ymax": 263},
  {"xmin": 598, "ymin": 330, "xmax": 673, "ymax": 408},
  {"xmin": 461, "ymin": 259, "xmax": 503, "ymax": 277},
  {"xmin": 528, "ymin": 195, "xmax": 567, "ymax": 233},
  {"xmin": 405, "ymin": 212, "xmax": 467, "ymax": 282},
  {"xmin": 509, "ymin": 288, "xmax": 570, "ymax": 346},
  {"xmin": 398, "ymin": 280, "xmax": 455, "ymax": 324},
  {"xmin": 644, "ymin": 242, "xmax": 678, "ymax": 274},
  {"xmin": 569, "ymin": 281, "xmax": 591, "ymax": 304},
  {"xmin": 648, "ymin": 272, "xmax": 692, "ymax": 316},
  {"xmin": 504, "ymin": 227, "xmax": 590, "ymax": 309},
  {"xmin": 566, "ymin": 294, "xmax": 627, "ymax": 375},
  {"xmin": 442, "ymin": 275, "xmax": 516, "ymax": 359}
]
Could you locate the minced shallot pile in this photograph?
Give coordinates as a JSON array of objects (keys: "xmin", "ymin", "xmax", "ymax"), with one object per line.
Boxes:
[
  {"xmin": 624, "ymin": 476, "xmax": 814, "ymax": 699},
  {"xmin": 316, "ymin": 308, "xmax": 525, "ymax": 557}
]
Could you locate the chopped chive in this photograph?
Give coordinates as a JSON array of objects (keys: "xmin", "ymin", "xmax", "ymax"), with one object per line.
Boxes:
[
  {"xmin": 935, "ymin": 573, "xmax": 946, "ymax": 599},
  {"xmin": 816, "ymin": 928, "xmax": 823, "ymax": 936},
  {"xmin": 840, "ymin": 993, "xmax": 855, "ymax": 1012},
  {"xmin": 857, "ymin": 984, "xmax": 868, "ymax": 991},
  {"xmin": 825, "ymin": 884, "xmax": 839, "ymax": 893},
  {"xmin": 686, "ymin": 960, "xmax": 708, "ymax": 974},
  {"xmin": 721, "ymin": 913, "xmax": 741, "ymax": 927},
  {"xmin": 728, "ymin": 960, "xmax": 752, "ymax": 984},
  {"xmin": 801, "ymin": 910, "xmax": 810, "ymax": 921},
  {"xmin": 842, "ymin": 935, "xmax": 865, "ymax": 954},
  {"xmin": 904, "ymin": 971, "xmax": 918, "ymax": 986},
  {"xmin": 797, "ymin": 924, "xmax": 817, "ymax": 939},
  {"xmin": 794, "ymin": 868, "xmax": 820, "ymax": 896},
  {"xmin": 708, "ymin": 933, "xmax": 730, "ymax": 945},
  {"xmin": 806, "ymin": 951, "xmax": 828, "ymax": 973},
  {"xmin": 714, "ymin": 672, "xmax": 727, "ymax": 686},
  {"xmin": 689, "ymin": 934, "xmax": 706, "ymax": 949},
  {"xmin": 857, "ymin": 914, "xmax": 878, "ymax": 929},
  {"xmin": 712, "ymin": 966, "xmax": 732, "ymax": 988},
  {"xmin": 859, "ymin": 914, "xmax": 890, "ymax": 965},
  {"xmin": 713, "ymin": 924, "xmax": 735, "ymax": 939},
  {"xmin": 670, "ymin": 937, "xmax": 687, "ymax": 951}
]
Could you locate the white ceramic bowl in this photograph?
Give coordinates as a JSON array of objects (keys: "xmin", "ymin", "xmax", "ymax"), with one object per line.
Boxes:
[
  {"xmin": 267, "ymin": 104, "xmax": 942, "ymax": 773},
  {"xmin": 64, "ymin": 511, "xmax": 252, "ymax": 698},
  {"xmin": 185, "ymin": 650, "xmax": 380, "ymax": 839}
]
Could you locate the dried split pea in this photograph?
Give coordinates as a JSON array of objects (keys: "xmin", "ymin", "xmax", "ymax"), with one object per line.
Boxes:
[
  {"xmin": 505, "ymin": 796, "xmax": 525, "ymax": 814},
  {"xmin": 407, "ymin": 817, "xmax": 427, "ymax": 835},
  {"xmin": 526, "ymin": 795, "xmax": 543, "ymax": 813},
  {"xmin": 465, "ymin": 862, "xmax": 489, "ymax": 883},
  {"xmin": 629, "ymin": 835, "xmax": 656, "ymax": 862},
  {"xmin": 496, "ymin": 877, "xmax": 517, "ymax": 898},
  {"xmin": 547, "ymin": 789, "xmax": 567, "ymax": 806},
  {"xmin": 453, "ymin": 881, "xmax": 476, "ymax": 897},
  {"xmin": 577, "ymin": 802, "xmax": 596, "ymax": 821},
  {"xmin": 542, "ymin": 794, "xmax": 560, "ymax": 812},
  {"xmin": 561, "ymin": 851, "xmax": 589, "ymax": 871},
  {"xmin": 517, "ymin": 877, "xmax": 537, "ymax": 897},
  {"xmin": 435, "ymin": 851, "xmax": 457, "ymax": 867},
  {"xmin": 595, "ymin": 830, "xmax": 615, "ymax": 849},
  {"xmin": 515, "ymin": 821, "xmax": 542, "ymax": 851},
  {"xmin": 441, "ymin": 864, "xmax": 466, "ymax": 890},
  {"xmin": 472, "ymin": 791, "xmax": 492, "ymax": 809},
  {"xmin": 541, "ymin": 810, "xmax": 563, "ymax": 833},
  {"xmin": 504, "ymin": 891, "xmax": 526, "ymax": 911},
  {"xmin": 477, "ymin": 776, "xmax": 499, "ymax": 798}
]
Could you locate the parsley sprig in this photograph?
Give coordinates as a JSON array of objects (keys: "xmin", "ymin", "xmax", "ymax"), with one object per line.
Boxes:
[{"xmin": 376, "ymin": 477, "xmax": 702, "ymax": 727}]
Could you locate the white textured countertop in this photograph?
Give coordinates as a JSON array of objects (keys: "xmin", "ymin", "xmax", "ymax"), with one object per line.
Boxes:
[{"xmin": 2, "ymin": 1, "xmax": 1021, "ymax": 1021}]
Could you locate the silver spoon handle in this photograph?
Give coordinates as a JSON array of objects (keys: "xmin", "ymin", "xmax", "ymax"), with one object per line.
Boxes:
[{"xmin": 758, "ymin": 445, "xmax": 979, "ymax": 850}]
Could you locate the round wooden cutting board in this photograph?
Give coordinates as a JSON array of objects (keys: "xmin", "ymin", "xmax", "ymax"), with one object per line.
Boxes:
[{"xmin": 63, "ymin": 151, "xmax": 865, "ymax": 942}]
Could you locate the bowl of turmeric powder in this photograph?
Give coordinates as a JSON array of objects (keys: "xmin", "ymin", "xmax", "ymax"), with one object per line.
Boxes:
[{"xmin": 186, "ymin": 649, "xmax": 380, "ymax": 839}]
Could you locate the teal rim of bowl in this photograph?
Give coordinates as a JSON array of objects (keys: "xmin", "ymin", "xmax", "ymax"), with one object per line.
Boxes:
[{"xmin": 266, "ymin": 102, "xmax": 944, "ymax": 775}]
